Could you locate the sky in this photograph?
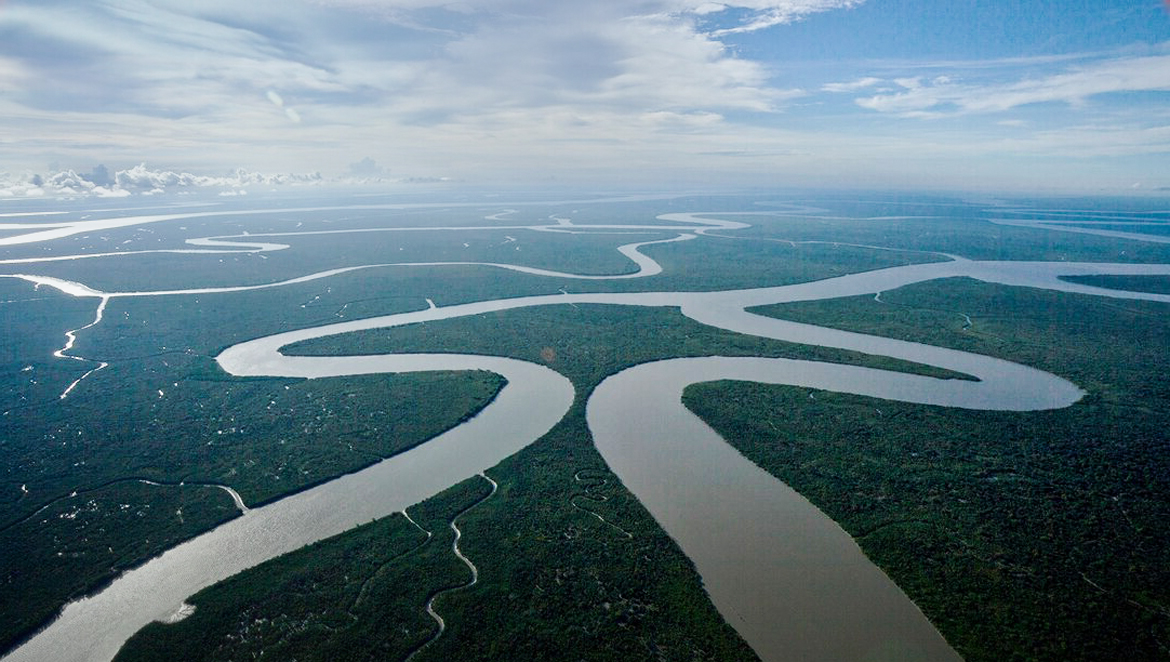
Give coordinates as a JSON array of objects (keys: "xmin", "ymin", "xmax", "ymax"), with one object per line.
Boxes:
[{"xmin": 1, "ymin": 0, "xmax": 1168, "ymax": 193}]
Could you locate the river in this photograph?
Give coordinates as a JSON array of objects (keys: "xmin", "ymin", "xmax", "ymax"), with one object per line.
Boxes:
[{"xmin": 5, "ymin": 203, "xmax": 1170, "ymax": 662}]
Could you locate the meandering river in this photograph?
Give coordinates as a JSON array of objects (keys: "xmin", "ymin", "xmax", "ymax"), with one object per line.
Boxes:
[{"xmin": 5, "ymin": 203, "xmax": 1170, "ymax": 662}]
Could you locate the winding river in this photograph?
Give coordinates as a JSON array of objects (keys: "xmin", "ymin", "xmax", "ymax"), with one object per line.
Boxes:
[{"xmin": 5, "ymin": 202, "xmax": 1170, "ymax": 662}]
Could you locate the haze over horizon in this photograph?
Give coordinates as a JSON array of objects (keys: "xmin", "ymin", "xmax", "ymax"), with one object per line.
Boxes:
[{"xmin": 2, "ymin": 0, "xmax": 1169, "ymax": 193}]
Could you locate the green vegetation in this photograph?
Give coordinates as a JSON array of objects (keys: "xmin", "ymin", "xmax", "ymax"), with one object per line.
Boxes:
[
  {"xmin": 1061, "ymin": 274, "xmax": 1170, "ymax": 295},
  {"xmin": 0, "ymin": 281, "xmax": 101, "ymax": 408},
  {"xmin": 12, "ymin": 200, "xmax": 950, "ymax": 298},
  {"xmin": 115, "ymin": 418, "xmax": 764, "ymax": 662},
  {"xmin": 725, "ymin": 208, "xmax": 1170, "ymax": 264},
  {"xmin": 687, "ymin": 278, "xmax": 1170, "ymax": 661},
  {"xmin": 1058, "ymin": 223, "xmax": 1170, "ymax": 237},
  {"xmin": 0, "ymin": 480, "xmax": 238, "ymax": 653},
  {"xmin": 113, "ymin": 300, "xmax": 979, "ymax": 662},
  {"xmin": 3, "ymin": 363, "xmax": 505, "ymax": 515},
  {"xmin": 417, "ymin": 409, "xmax": 758, "ymax": 662},
  {"xmin": 289, "ymin": 304, "xmax": 965, "ymax": 384},
  {"xmin": 0, "ymin": 353, "xmax": 503, "ymax": 652},
  {"xmin": 7, "ymin": 194, "xmax": 1170, "ymax": 661},
  {"xmin": 116, "ymin": 477, "xmax": 490, "ymax": 662},
  {"xmin": 631, "ymin": 236, "xmax": 940, "ymax": 291}
]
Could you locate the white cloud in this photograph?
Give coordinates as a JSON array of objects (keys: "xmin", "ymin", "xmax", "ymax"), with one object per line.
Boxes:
[
  {"xmin": 370, "ymin": 4, "xmax": 805, "ymax": 118},
  {"xmin": 717, "ymin": 1, "xmax": 864, "ymax": 34},
  {"xmin": 0, "ymin": 165, "xmax": 325, "ymax": 199},
  {"xmin": 266, "ymin": 91, "xmax": 303, "ymax": 123},
  {"xmin": 855, "ymin": 54, "xmax": 1170, "ymax": 117},
  {"xmin": 0, "ymin": 181, "xmax": 46, "ymax": 199},
  {"xmin": 963, "ymin": 56, "xmax": 1170, "ymax": 112},
  {"xmin": 113, "ymin": 164, "xmax": 324, "ymax": 190},
  {"xmin": 2, "ymin": 0, "xmax": 839, "ymax": 139},
  {"xmin": 0, "ymin": 57, "xmax": 28, "ymax": 93},
  {"xmin": 592, "ymin": 14, "xmax": 789, "ymax": 112},
  {"xmin": 308, "ymin": 0, "xmax": 866, "ymax": 33},
  {"xmin": 692, "ymin": 3, "xmax": 729, "ymax": 15},
  {"xmin": 821, "ymin": 76, "xmax": 881, "ymax": 93},
  {"xmin": 94, "ymin": 187, "xmax": 132, "ymax": 198},
  {"xmin": 45, "ymin": 170, "xmax": 97, "ymax": 194},
  {"xmin": 20, "ymin": 0, "xmax": 1163, "ymax": 191}
]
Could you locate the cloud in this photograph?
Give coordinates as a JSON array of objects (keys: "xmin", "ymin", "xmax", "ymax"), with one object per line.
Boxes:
[
  {"xmin": 45, "ymin": 169, "xmax": 98, "ymax": 194},
  {"xmin": 265, "ymin": 89, "xmax": 303, "ymax": 123},
  {"xmin": 347, "ymin": 156, "xmax": 385, "ymax": 177},
  {"xmin": 821, "ymin": 76, "xmax": 881, "ymax": 93},
  {"xmin": 695, "ymin": 0, "xmax": 866, "ymax": 34},
  {"xmin": 854, "ymin": 54, "xmax": 1170, "ymax": 117},
  {"xmin": 1, "ymin": 0, "xmax": 843, "ymax": 146},
  {"xmin": 113, "ymin": 164, "xmax": 324, "ymax": 190},
  {"xmin": 0, "ymin": 56, "xmax": 27, "ymax": 93},
  {"xmin": 362, "ymin": 3, "xmax": 805, "ymax": 120},
  {"xmin": 21, "ymin": 0, "xmax": 1163, "ymax": 191},
  {"xmin": 94, "ymin": 187, "xmax": 133, "ymax": 198},
  {"xmin": 307, "ymin": 0, "xmax": 867, "ymax": 34},
  {"xmin": 0, "ymin": 164, "xmax": 326, "ymax": 199}
]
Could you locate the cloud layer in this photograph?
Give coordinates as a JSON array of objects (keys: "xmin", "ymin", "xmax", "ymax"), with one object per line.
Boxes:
[
  {"xmin": 0, "ymin": 164, "xmax": 326, "ymax": 199},
  {"xmin": 838, "ymin": 54, "xmax": 1170, "ymax": 118},
  {"xmin": 1, "ymin": 0, "xmax": 1167, "ymax": 191}
]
